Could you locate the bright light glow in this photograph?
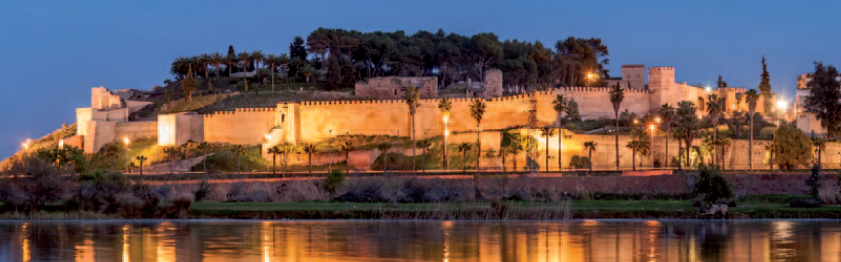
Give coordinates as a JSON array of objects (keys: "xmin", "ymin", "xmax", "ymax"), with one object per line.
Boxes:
[
  {"xmin": 442, "ymin": 114, "xmax": 449, "ymax": 124},
  {"xmin": 265, "ymin": 133, "xmax": 271, "ymax": 141},
  {"xmin": 649, "ymin": 124, "xmax": 655, "ymax": 131},
  {"xmin": 22, "ymin": 139, "xmax": 31, "ymax": 150},
  {"xmin": 58, "ymin": 139, "xmax": 64, "ymax": 148},
  {"xmin": 655, "ymin": 117, "xmax": 661, "ymax": 123},
  {"xmin": 123, "ymin": 137, "xmax": 130, "ymax": 145},
  {"xmin": 776, "ymin": 99, "xmax": 788, "ymax": 110},
  {"xmin": 633, "ymin": 119, "xmax": 639, "ymax": 124},
  {"xmin": 587, "ymin": 72, "xmax": 594, "ymax": 79},
  {"xmin": 705, "ymin": 86, "xmax": 712, "ymax": 92},
  {"xmin": 445, "ymin": 130, "xmax": 450, "ymax": 136}
]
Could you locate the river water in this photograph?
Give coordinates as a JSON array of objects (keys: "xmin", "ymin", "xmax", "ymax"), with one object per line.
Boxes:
[{"xmin": 0, "ymin": 219, "xmax": 839, "ymax": 261}]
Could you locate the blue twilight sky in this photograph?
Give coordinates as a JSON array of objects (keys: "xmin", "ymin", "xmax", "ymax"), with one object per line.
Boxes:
[{"xmin": 1, "ymin": 0, "xmax": 839, "ymax": 159}]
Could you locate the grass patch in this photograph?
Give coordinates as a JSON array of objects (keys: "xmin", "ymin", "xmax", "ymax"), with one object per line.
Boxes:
[{"xmin": 160, "ymin": 94, "xmax": 229, "ymax": 114}]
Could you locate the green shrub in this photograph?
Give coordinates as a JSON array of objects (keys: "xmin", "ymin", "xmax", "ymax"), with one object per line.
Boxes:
[
  {"xmin": 569, "ymin": 155, "xmax": 589, "ymax": 169},
  {"xmin": 806, "ymin": 164, "xmax": 823, "ymax": 199},
  {"xmin": 692, "ymin": 165, "xmax": 733, "ymax": 205},
  {"xmin": 323, "ymin": 169, "xmax": 346, "ymax": 198},
  {"xmin": 773, "ymin": 123, "xmax": 813, "ymax": 169}
]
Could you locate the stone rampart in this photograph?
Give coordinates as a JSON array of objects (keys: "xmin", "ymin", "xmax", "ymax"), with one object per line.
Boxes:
[
  {"xmin": 115, "ymin": 121, "xmax": 157, "ymax": 141},
  {"xmin": 203, "ymin": 108, "xmax": 276, "ymax": 145}
]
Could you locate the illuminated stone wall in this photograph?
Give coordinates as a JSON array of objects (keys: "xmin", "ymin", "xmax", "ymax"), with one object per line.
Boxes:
[{"xmin": 202, "ymin": 108, "xmax": 276, "ymax": 145}]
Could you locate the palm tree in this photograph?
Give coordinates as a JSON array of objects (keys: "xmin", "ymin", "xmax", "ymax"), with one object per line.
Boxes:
[
  {"xmin": 438, "ymin": 98, "xmax": 452, "ymax": 170},
  {"xmin": 659, "ymin": 103, "xmax": 675, "ymax": 167},
  {"xmin": 765, "ymin": 143, "xmax": 776, "ymax": 170},
  {"xmin": 268, "ymin": 146, "xmax": 280, "ymax": 176},
  {"xmin": 813, "ymin": 139, "xmax": 826, "ymax": 167},
  {"xmin": 238, "ymin": 52, "xmax": 250, "ymax": 92},
  {"xmin": 626, "ymin": 128, "xmax": 651, "ymax": 171},
  {"xmin": 745, "ymin": 89, "xmax": 760, "ymax": 170},
  {"xmin": 584, "ymin": 141, "xmax": 597, "ymax": 172},
  {"xmin": 609, "ymin": 83, "xmax": 624, "ymax": 170},
  {"xmin": 225, "ymin": 51, "xmax": 236, "ymax": 77},
  {"xmin": 277, "ymin": 54, "xmax": 290, "ymax": 88},
  {"xmin": 210, "ymin": 52, "xmax": 223, "ymax": 84},
  {"xmin": 457, "ymin": 142, "xmax": 473, "ymax": 172},
  {"xmin": 196, "ymin": 141, "xmax": 211, "ymax": 176},
  {"xmin": 232, "ymin": 145, "xmax": 246, "ymax": 175},
  {"xmin": 341, "ymin": 141, "xmax": 354, "ymax": 174},
  {"xmin": 706, "ymin": 93, "xmax": 723, "ymax": 166},
  {"xmin": 509, "ymin": 141, "xmax": 523, "ymax": 172},
  {"xmin": 497, "ymin": 147, "xmax": 509, "ymax": 171},
  {"xmin": 405, "ymin": 86, "xmax": 420, "ymax": 172},
  {"xmin": 303, "ymin": 144, "xmax": 317, "ymax": 176},
  {"xmin": 470, "ymin": 99, "xmax": 486, "ymax": 170},
  {"xmin": 264, "ymin": 54, "xmax": 278, "ymax": 91},
  {"xmin": 250, "ymin": 50, "xmax": 265, "ymax": 83},
  {"xmin": 200, "ymin": 53, "xmax": 213, "ymax": 93},
  {"xmin": 676, "ymin": 101, "xmax": 699, "ymax": 169},
  {"xmin": 539, "ymin": 126, "xmax": 555, "ymax": 172},
  {"xmin": 163, "ymin": 146, "xmax": 180, "ymax": 175},
  {"xmin": 377, "ymin": 142, "xmax": 393, "ymax": 172},
  {"xmin": 416, "ymin": 140, "xmax": 432, "ymax": 172},
  {"xmin": 135, "ymin": 155, "xmax": 147, "ymax": 179},
  {"xmin": 552, "ymin": 94, "xmax": 566, "ymax": 170}
]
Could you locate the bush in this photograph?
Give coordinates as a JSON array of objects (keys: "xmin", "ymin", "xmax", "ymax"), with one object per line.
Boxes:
[
  {"xmin": 789, "ymin": 198, "xmax": 821, "ymax": 208},
  {"xmin": 569, "ymin": 155, "xmax": 589, "ymax": 169},
  {"xmin": 805, "ymin": 164, "xmax": 823, "ymax": 199},
  {"xmin": 194, "ymin": 179, "xmax": 213, "ymax": 201},
  {"xmin": 323, "ymin": 169, "xmax": 346, "ymax": 198},
  {"xmin": 0, "ymin": 157, "xmax": 70, "ymax": 211},
  {"xmin": 692, "ymin": 165, "xmax": 733, "ymax": 206},
  {"xmin": 773, "ymin": 123, "xmax": 813, "ymax": 169}
]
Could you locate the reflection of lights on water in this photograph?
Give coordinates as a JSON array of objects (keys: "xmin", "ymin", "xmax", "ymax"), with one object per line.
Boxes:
[
  {"xmin": 442, "ymin": 221, "xmax": 452, "ymax": 262},
  {"xmin": 21, "ymin": 223, "xmax": 30, "ymax": 262},
  {"xmin": 122, "ymin": 225, "xmax": 130, "ymax": 262}
]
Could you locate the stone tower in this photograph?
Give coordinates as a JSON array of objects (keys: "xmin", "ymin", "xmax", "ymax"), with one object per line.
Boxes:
[
  {"xmin": 621, "ymin": 65, "xmax": 646, "ymax": 90},
  {"xmin": 484, "ymin": 69, "xmax": 503, "ymax": 98},
  {"xmin": 648, "ymin": 66, "xmax": 675, "ymax": 112}
]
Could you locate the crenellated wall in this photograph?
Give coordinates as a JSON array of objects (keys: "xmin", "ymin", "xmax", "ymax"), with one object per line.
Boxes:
[{"xmin": 203, "ymin": 108, "xmax": 276, "ymax": 145}]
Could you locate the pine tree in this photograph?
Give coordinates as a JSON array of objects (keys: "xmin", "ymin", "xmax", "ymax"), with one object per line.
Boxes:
[
  {"xmin": 182, "ymin": 66, "xmax": 196, "ymax": 102},
  {"xmin": 759, "ymin": 56, "xmax": 773, "ymax": 113}
]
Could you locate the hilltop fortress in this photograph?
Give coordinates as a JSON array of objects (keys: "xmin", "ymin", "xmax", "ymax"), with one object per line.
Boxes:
[{"xmin": 70, "ymin": 65, "xmax": 772, "ymax": 169}]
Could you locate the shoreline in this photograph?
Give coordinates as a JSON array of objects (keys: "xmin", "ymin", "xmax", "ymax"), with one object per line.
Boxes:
[{"xmin": 3, "ymin": 200, "xmax": 839, "ymax": 220}]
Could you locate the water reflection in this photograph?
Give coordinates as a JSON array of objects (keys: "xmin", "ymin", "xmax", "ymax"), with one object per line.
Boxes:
[{"xmin": 0, "ymin": 220, "xmax": 839, "ymax": 261}]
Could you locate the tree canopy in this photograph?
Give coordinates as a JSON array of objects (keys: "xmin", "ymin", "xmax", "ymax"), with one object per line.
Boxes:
[{"xmin": 803, "ymin": 62, "xmax": 841, "ymax": 139}]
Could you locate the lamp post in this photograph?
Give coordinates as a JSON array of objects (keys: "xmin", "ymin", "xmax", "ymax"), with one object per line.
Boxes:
[
  {"xmin": 328, "ymin": 129, "xmax": 333, "ymax": 172},
  {"xmin": 654, "ymin": 117, "xmax": 660, "ymax": 168},
  {"xmin": 265, "ymin": 133, "xmax": 271, "ymax": 173},
  {"xmin": 649, "ymin": 124, "xmax": 655, "ymax": 169},
  {"xmin": 123, "ymin": 137, "xmax": 130, "ymax": 172},
  {"xmin": 443, "ymin": 113, "xmax": 449, "ymax": 171},
  {"xmin": 21, "ymin": 139, "xmax": 31, "ymax": 151}
]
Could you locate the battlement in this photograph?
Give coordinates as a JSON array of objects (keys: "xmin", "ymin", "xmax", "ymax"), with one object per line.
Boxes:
[
  {"xmin": 556, "ymin": 86, "xmax": 649, "ymax": 94},
  {"xmin": 719, "ymin": 87, "xmax": 747, "ymax": 93},
  {"xmin": 649, "ymin": 66, "xmax": 675, "ymax": 71},
  {"xmin": 203, "ymin": 107, "xmax": 276, "ymax": 117}
]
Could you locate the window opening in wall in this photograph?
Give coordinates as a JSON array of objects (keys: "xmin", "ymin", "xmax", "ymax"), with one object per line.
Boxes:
[
  {"xmin": 282, "ymin": 114, "xmax": 285, "ymax": 123},
  {"xmin": 394, "ymin": 89, "xmax": 397, "ymax": 95}
]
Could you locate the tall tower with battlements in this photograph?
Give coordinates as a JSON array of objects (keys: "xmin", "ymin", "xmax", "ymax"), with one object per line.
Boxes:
[{"xmin": 648, "ymin": 66, "xmax": 675, "ymax": 112}]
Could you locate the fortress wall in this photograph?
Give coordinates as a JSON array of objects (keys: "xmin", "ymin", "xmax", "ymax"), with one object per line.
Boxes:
[
  {"xmin": 540, "ymin": 88, "xmax": 650, "ymax": 121},
  {"xmin": 296, "ymin": 96, "xmax": 533, "ymax": 144},
  {"xmin": 203, "ymin": 108, "xmax": 276, "ymax": 145},
  {"xmin": 114, "ymin": 121, "xmax": 157, "ymax": 140}
]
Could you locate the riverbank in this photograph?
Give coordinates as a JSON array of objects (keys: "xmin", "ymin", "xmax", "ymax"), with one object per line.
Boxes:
[{"xmin": 186, "ymin": 200, "xmax": 841, "ymax": 219}]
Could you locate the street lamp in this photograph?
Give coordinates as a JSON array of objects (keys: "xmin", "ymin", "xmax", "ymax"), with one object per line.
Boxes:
[
  {"xmin": 21, "ymin": 139, "xmax": 31, "ymax": 151},
  {"xmin": 649, "ymin": 124, "xmax": 655, "ymax": 169},
  {"xmin": 443, "ymin": 113, "xmax": 450, "ymax": 171},
  {"xmin": 328, "ymin": 129, "xmax": 333, "ymax": 171},
  {"xmin": 123, "ymin": 137, "xmax": 130, "ymax": 172}
]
